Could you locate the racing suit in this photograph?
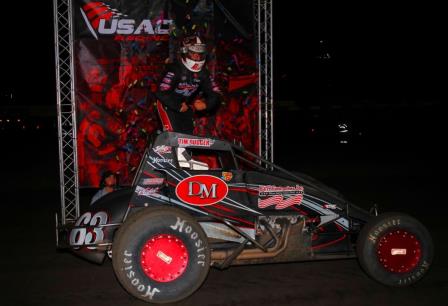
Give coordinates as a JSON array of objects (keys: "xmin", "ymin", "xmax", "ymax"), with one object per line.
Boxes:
[{"xmin": 155, "ymin": 61, "xmax": 221, "ymax": 134}]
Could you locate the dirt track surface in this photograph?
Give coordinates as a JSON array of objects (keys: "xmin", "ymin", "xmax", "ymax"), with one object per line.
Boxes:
[{"xmin": 1, "ymin": 133, "xmax": 447, "ymax": 306}]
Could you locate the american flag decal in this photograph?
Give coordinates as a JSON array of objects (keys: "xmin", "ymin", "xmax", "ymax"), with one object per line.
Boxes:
[
  {"xmin": 258, "ymin": 185, "xmax": 304, "ymax": 210},
  {"xmin": 258, "ymin": 194, "xmax": 283, "ymax": 208}
]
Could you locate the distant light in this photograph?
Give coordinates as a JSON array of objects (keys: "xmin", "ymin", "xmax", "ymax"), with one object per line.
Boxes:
[
  {"xmin": 36, "ymin": 125, "xmax": 40, "ymax": 130},
  {"xmin": 340, "ymin": 140, "xmax": 348, "ymax": 144},
  {"xmin": 338, "ymin": 123, "xmax": 349, "ymax": 133},
  {"xmin": 17, "ymin": 118, "xmax": 21, "ymax": 123},
  {"xmin": 6, "ymin": 119, "xmax": 10, "ymax": 123}
]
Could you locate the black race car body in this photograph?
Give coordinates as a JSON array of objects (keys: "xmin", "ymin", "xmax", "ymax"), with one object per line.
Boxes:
[
  {"xmin": 60, "ymin": 131, "xmax": 370, "ymax": 264},
  {"xmin": 57, "ymin": 132, "xmax": 432, "ymax": 303}
]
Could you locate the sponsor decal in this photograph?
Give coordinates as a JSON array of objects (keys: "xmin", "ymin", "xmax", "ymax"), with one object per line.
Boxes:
[
  {"xmin": 160, "ymin": 83, "xmax": 171, "ymax": 91},
  {"xmin": 80, "ymin": 1, "xmax": 173, "ymax": 40},
  {"xmin": 175, "ymin": 175, "xmax": 228, "ymax": 206},
  {"xmin": 149, "ymin": 156, "xmax": 173, "ymax": 164},
  {"xmin": 162, "ymin": 77, "xmax": 172, "ymax": 84},
  {"xmin": 69, "ymin": 211, "xmax": 108, "ymax": 249},
  {"xmin": 221, "ymin": 172, "xmax": 233, "ymax": 182},
  {"xmin": 142, "ymin": 178, "xmax": 165, "ymax": 186},
  {"xmin": 178, "ymin": 138, "xmax": 215, "ymax": 148},
  {"xmin": 135, "ymin": 186, "xmax": 160, "ymax": 197},
  {"xmin": 156, "ymin": 250, "xmax": 173, "ymax": 264},
  {"xmin": 391, "ymin": 248, "xmax": 407, "ymax": 256},
  {"xmin": 174, "ymin": 83, "xmax": 199, "ymax": 96},
  {"xmin": 258, "ymin": 185, "xmax": 304, "ymax": 210},
  {"xmin": 152, "ymin": 145, "xmax": 172, "ymax": 154},
  {"xmin": 323, "ymin": 204, "xmax": 337, "ymax": 210}
]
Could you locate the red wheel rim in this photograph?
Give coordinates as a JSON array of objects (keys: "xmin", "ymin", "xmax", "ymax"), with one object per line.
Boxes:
[
  {"xmin": 140, "ymin": 234, "xmax": 189, "ymax": 282},
  {"xmin": 377, "ymin": 229, "xmax": 421, "ymax": 273}
]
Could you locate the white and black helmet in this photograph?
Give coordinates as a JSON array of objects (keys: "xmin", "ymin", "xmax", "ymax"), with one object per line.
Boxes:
[{"xmin": 180, "ymin": 36, "xmax": 207, "ymax": 72}]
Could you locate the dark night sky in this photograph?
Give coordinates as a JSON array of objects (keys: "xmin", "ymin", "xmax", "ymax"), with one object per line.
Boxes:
[
  {"xmin": 2, "ymin": 1, "xmax": 55, "ymax": 105},
  {"xmin": 1, "ymin": 1, "xmax": 446, "ymax": 107},
  {"xmin": 274, "ymin": 2, "xmax": 446, "ymax": 103}
]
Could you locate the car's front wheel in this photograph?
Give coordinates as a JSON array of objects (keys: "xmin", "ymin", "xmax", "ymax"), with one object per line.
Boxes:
[
  {"xmin": 356, "ymin": 212, "xmax": 433, "ymax": 287},
  {"xmin": 112, "ymin": 206, "xmax": 210, "ymax": 304}
]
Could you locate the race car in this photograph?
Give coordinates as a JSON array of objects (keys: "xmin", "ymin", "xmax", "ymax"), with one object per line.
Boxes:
[{"xmin": 56, "ymin": 131, "xmax": 433, "ymax": 304}]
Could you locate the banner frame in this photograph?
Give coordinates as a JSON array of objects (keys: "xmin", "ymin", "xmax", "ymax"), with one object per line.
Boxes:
[{"xmin": 54, "ymin": 0, "xmax": 273, "ymax": 224}]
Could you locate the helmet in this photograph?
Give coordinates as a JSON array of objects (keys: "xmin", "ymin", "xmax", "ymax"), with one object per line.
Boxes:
[{"xmin": 180, "ymin": 36, "xmax": 207, "ymax": 72}]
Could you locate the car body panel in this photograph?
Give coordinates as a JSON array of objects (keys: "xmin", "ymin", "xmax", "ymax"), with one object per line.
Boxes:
[{"xmin": 57, "ymin": 132, "xmax": 371, "ymax": 264}]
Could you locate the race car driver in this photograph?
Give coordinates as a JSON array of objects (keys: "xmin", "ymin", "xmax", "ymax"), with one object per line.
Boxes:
[{"xmin": 155, "ymin": 35, "xmax": 221, "ymax": 135}]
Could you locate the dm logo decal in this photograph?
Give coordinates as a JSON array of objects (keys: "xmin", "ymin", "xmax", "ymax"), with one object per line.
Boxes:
[{"xmin": 175, "ymin": 175, "xmax": 228, "ymax": 206}]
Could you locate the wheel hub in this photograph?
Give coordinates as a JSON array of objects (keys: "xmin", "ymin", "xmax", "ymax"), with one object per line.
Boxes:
[
  {"xmin": 377, "ymin": 229, "xmax": 421, "ymax": 273},
  {"xmin": 140, "ymin": 234, "xmax": 189, "ymax": 282}
]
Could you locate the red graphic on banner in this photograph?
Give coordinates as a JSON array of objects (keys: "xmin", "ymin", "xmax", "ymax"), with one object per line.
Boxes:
[{"xmin": 75, "ymin": 0, "xmax": 259, "ymax": 187}]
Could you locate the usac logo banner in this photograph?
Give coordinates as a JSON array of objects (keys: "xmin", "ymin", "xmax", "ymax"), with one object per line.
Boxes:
[
  {"xmin": 73, "ymin": 0, "xmax": 259, "ymax": 187},
  {"xmin": 74, "ymin": 0, "xmax": 175, "ymax": 187}
]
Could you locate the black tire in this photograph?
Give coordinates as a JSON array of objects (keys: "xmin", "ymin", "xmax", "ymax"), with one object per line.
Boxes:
[
  {"xmin": 357, "ymin": 212, "xmax": 433, "ymax": 287},
  {"xmin": 112, "ymin": 206, "xmax": 210, "ymax": 304}
]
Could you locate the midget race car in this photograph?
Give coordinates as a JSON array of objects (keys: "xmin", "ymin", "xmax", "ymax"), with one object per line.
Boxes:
[{"xmin": 57, "ymin": 131, "xmax": 433, "ymax": 304}]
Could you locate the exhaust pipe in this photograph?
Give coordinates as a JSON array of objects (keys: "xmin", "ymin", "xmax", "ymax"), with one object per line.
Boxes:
[{"xmin": 211, "ymin": 222, "xmax": 293, "ymax": 261}]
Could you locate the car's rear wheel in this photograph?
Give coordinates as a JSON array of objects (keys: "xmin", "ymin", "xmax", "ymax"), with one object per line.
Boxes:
[
  {"xmin": 112, "ymin": 206, "xmax": 210, "ymax": 303},
  {"xmin": 356, "ymin": 212, "xmax": 433, "ymax": 286}
]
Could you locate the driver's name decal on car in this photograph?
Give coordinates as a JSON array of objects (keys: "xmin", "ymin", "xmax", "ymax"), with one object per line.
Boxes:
[
  {"xmin": 175, "ymin": 175, "xmax": 228, "ymax": 206},
  {"xmin": 258, "ymin": 185, "xmax": 304, "ymax": 210},
  {"xmin": 178, "ymin": 137, "xmax": 215, "ymax": 147}
]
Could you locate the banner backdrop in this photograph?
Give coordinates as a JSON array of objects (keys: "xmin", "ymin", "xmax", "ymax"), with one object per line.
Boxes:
[{"xmin": 74, "ymin": 0, "xmax": 258, "ymax": 187}]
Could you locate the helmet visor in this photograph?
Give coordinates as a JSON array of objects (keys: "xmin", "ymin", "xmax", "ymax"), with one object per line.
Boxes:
[{"xmin": 187, "ymin": 50, "xmax": 206, "ymax": 62}]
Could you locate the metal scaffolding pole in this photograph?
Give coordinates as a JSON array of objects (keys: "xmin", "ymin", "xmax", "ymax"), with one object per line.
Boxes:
[
  {"xmin": 53, "ymin": 0, "xmax": 79, "ymax": 224},
  {"xmin": 254, "ymin": 0, "xmax": 274, "ymax": 163}
]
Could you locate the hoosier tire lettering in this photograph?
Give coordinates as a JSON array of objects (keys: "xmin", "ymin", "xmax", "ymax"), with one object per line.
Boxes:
[
  {"xmin": 397, "ymin": 260, "xmax": 430, "ymax": 285},
  {"xmin": 122, "ymin": 250, "xmax": 160, "ymax": 300},
  {"xmin": 367, "ymin": 218, "xmax": 401, "ymax": 243},
  {"xmin": 170, "ymin": 216, "xmax": 206, "ymax": 266},
  {"xmin": 112, "ymin": 207, "xmax": 210, "ymax": 304}
]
